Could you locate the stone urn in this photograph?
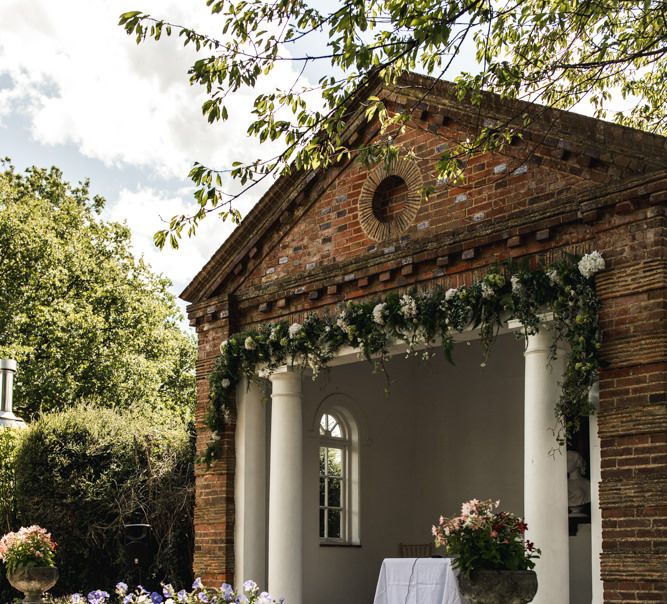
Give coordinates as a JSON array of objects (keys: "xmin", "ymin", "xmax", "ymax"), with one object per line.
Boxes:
[
  {"xmin": 7, "ymin": 566, "xmax": 59, "ymax": 603},
  {"xmin": 457, "ymin": 569, "xmax": 537, "ymax": 604}
]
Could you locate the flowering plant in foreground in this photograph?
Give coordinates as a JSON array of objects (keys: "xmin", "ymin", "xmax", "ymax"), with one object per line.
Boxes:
[
  {"xmin": 65, "ymin": 578, "xmax": 282, "ymax": 604},
  {"xmin": 0, "ymin": 525, "xmax": 57, "ymax": 574},
  {"xmin": 432, "ymin": 499, "xmax": 539, "ymax": 577}
]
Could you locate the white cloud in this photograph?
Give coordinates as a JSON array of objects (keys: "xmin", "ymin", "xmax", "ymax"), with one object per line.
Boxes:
[
  {"xmin": 0, "ymin": 0, "xmax": 301, "ymax": 180},
  {"xmin": 105, "ymin": 185, "xmax": 262, "ymax": 299}
]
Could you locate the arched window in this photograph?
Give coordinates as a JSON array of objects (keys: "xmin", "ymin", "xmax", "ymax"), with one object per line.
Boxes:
[{"xmin": 318, "ymin": 408, "xmax": 360, "ymax": 544}]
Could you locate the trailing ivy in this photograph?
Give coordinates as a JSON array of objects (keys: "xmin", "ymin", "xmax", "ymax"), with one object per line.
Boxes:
[{"xmin": 205, "ymin": 252, "xmax": 605, "ymax": 464}]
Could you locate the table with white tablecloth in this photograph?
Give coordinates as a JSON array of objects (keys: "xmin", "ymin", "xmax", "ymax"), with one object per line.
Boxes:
[{"xmin": 372, "ymin": 558, "xmax": 469, "ymax": 604}]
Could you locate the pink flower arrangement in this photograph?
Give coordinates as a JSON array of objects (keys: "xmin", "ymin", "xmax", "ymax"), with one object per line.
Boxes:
[
  {"xmin": 432, "ymin": 499, "xmax": 539, "ymax": 577},
  {"xmin": 0, "ymin": 525, "xmax": 57, "ymax": 574}
]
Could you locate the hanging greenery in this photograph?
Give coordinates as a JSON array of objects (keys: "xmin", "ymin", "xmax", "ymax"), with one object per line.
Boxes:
[{"xmin": 205, "ymin": 252, "xmax": 605, "ymax": 464}]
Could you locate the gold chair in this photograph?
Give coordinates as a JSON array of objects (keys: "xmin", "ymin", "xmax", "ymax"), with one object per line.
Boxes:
[{"xmin": 398, "ymin": 542, "xmax": 434, "ymax": 558}]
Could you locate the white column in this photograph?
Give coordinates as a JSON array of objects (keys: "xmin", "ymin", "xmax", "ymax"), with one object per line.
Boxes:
[
  {"xmin": 268, "ymin": 367, "xmax": 303, "ymax": 604},
  {"xmin": 524, "ymin": 329, "xmax": 569, "ymax": 604},
  {"xmin": 234, "ymin": 377, "xmax": 267, "ymax": 590},
  {"xmin": 588, "ymin": 382, "xmax": 603, "ymax": 604}
]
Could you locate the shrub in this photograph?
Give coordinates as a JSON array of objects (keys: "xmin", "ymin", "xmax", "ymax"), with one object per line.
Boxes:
[
  {"xmin": 0, "ymin": 428, "xmax": 20, "ymax": 534},
  {"xmin": 11, "ymin": 405, "xmax": 194, "ymax": 595}
]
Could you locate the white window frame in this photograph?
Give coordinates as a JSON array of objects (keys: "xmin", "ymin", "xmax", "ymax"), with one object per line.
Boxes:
[{"xmin": 317, "ymin": 407, "xmax": 360, "ymax": 545}]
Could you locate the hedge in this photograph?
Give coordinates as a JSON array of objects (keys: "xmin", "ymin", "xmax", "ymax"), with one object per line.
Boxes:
[{"xmin": 1, "ymin": 404, "xmax": 194, "ymax": 598}]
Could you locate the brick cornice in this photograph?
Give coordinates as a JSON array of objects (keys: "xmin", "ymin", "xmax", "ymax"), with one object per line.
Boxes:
[{"xmin": 228, "ymin": 169, "xmax": 667, "ymax": 313}]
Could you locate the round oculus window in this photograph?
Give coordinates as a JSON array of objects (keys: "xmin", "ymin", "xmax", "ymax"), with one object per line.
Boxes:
[{"xmin": 357, "ymin": 158, "xmax": 423, "ymax": 241}]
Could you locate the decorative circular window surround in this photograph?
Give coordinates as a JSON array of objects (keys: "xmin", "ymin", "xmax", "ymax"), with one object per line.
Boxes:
[{"xmin": 357, "ymin": 158, "xmax": 423, "ymax": 241}]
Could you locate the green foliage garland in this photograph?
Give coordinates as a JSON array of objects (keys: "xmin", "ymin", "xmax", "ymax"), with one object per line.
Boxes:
[{"xmin": 206, "ymin": 253, "xmax": 604, "ymax": 464}]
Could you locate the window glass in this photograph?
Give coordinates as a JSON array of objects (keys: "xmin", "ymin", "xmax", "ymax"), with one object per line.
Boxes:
[{"xmin": 319, "ymin": 411, "xmax": 347, "ymax": 541}]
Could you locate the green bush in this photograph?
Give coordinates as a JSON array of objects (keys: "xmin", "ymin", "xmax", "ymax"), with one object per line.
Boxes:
[
  {"xmin": 0, "ymin": 428, "xmax": 20, "ymax": 534},
  {"xmin": 10, "ymin": 405, "xmax": 194, "ymax": 595}
]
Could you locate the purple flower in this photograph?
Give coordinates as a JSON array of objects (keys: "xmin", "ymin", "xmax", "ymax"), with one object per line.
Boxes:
[
  {"xmin": 87, "ymin": 590, "xmax": 110, "ymax": 604},
  {"xmin": 197, "ymin": 593, "xmax": 208, "ymax": 603},
  {"xmin": 176, "ymin": 590, "xmax": 188, "ymax": 603},
  {"xmin": 150, "ymin": 592, "xmax": 164, "ymax": 604},
  {"xmin": 242, "ymin": 580, "xmax": 257, "ymax": 594},
  {"xmin": 220, "ymin": 583, "xmax": 234, "ymax": 599},
  {"xmin": 163, "ymin": 585, "xmax": 175, "ymax": 599},
  {"xmin": 71, "ymin": 594, "xmax": 83, "ymax": 604},
  {"xmin": 123, "ymin": 596, "xmax": 134, "ymax": 604},
  {"xmin": 116, "ymin": 583, "xmax": 129, "ymax": 596},
  {"xmin": 192, "ymin": 578, "xmax": 204, "ymax": 590}
]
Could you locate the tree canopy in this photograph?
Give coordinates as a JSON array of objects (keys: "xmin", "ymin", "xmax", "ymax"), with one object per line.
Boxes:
[
  {"xmin": 119, "ymin": 0, "xmax": 666, "ymax": 246},
  {"xmin": 0, "ymin": 161, "xmax": 195, "ymax": 420}
]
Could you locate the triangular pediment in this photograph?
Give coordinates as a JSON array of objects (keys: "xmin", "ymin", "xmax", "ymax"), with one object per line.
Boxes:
[{"xmin": 181, "ymin": 73, "xmax": 667, "ymax": 305}]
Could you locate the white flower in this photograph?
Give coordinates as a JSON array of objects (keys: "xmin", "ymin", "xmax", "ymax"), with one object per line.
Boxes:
[
  {"xmin": 336, "ymin": 312, "xmax": 349, "ymax": 332},
  {"xmin": 399, "ymin": 294, "xmax": 417, "ymax": 320},
  {"xmin": 578, "ymin": 251, "xmax": 605, "ymax": 278},
  {"xmin": 481, "ymin": 282, "xmax": 495, "ymax": 299},
  {"xmin": 270, "ymin": 325, "xmax": 281, "ymax": 341},
  {"xmin": 547, "ymin": 269, "xmax": 561, "ymax": 285},
  {"xmin": 372, "ymin": 303, "xmax": 386, "ymax": 325},
  {"xmin": 415, "ymin": 326, "xmax": 428, "ymax": 344},
  {"xmin": 288, "ymin": 322, "xmax": 303, "ymax": 338},
  {"xmin": 510, "ymin": 275, "xmax": 523, "ymax": 294},
  {"xmin": 445, "ymin": 288, "xmax": 458, "ymax": 301},
  {"xmin": 221, "ymin": 378, "xmax": 231, "ymax": 389},
  {"xmin": 244, "ymin": 336, "xmax": 256, "ymax": 350},
  {"xmin": 219, "ymin": 340, "xmax": 228, "ymax": 353}
]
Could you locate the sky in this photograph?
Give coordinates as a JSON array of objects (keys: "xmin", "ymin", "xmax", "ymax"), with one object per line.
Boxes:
[{"xmin": 0, "ymin": 0, "xmax": 305, "ymax": 324}]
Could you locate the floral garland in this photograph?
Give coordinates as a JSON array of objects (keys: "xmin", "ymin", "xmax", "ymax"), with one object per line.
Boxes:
[{"xmin": 205, "ymin": 252, "xmax": 605, "ymax": 464}]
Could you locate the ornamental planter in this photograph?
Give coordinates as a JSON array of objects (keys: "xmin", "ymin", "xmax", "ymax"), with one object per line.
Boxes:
[
  {"xmin": 7, "ymin": 566, "xmax": 59, "ymax": 603},
  {"xmin": 457, "ymin": 569, "xmax": 537, "ymax": 604}
]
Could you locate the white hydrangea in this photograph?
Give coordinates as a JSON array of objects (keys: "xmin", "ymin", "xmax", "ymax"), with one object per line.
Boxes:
[
  {"xmin": 510, "ymin": 275, "xmax": 523, "ymax": 294},
  {"xmin": 244, "ymin": 336, "xmax": 256, "ymax": 350},
  {"xmin": 372, "ymin": 303, "xmax": 386, "ymax": 325},
  {"xmin": 221, "ymin": 378, "xmax": 231, "ymax": 389},
  {"xmin": 288, "ymin": 322, "xmax": 303, "ymax": 338},
  {"xmin": 336, "ymin": 312, "xmax": 349, "ymax": 332},
  {"xmin": 270, "ymin": 325, "xmax": 281, "ymax": 341},
  {"xmin": 399, "ymin": 294, "xmax": 417, "ymax": 320},
  {"xmin": 481, "ymin": 282, "xmax": 495, "ymax": 299},
  {"xmin": 445, "ymin": 288, "xmax": 458, "ymax": 301},
  {"xmin": 578, "ymin": 251, "xmax": 605, "ymax": 278}
]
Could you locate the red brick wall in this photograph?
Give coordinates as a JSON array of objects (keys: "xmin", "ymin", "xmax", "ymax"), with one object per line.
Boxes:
[
  {"xmin": 595, "ymin": 203, "xmax": 667, "ymax": 602},
  {"xmin": 186, "ymin": 99, "xmax": 667, "ymax": 599},
  {"xmin": 190, "ymin": 300, "xmax": 236, "ymax": 585},
  {"xmin": 241, "ymin": 119, "xmax": 594, "ymax": 292}
]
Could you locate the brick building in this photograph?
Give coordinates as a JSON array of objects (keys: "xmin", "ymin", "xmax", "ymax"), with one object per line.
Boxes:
[{"xmin": 181, "ymin": 73, "xmax": 667, "ymax": 604}]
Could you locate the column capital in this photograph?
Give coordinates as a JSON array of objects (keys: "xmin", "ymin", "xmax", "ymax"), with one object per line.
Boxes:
[
  {"xmin": 270, "ymin": 365, "xmax": 301, "ymax": 377},
  {"xmin": 524, "ymin": 327, "xmax": 567, "ymax": 357},
  {"xmin": 268, "ymin": 366, "xmax": 302, "ymax": 394}
]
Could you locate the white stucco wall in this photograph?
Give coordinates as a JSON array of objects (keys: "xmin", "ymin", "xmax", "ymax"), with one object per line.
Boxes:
[
  {"xmin": 570, "ymin": 525, "xmax": 592, "ymax": 604},
  {"xmin": 299, "ymin": 334, "xmax": 526, "ymax": 604}
]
